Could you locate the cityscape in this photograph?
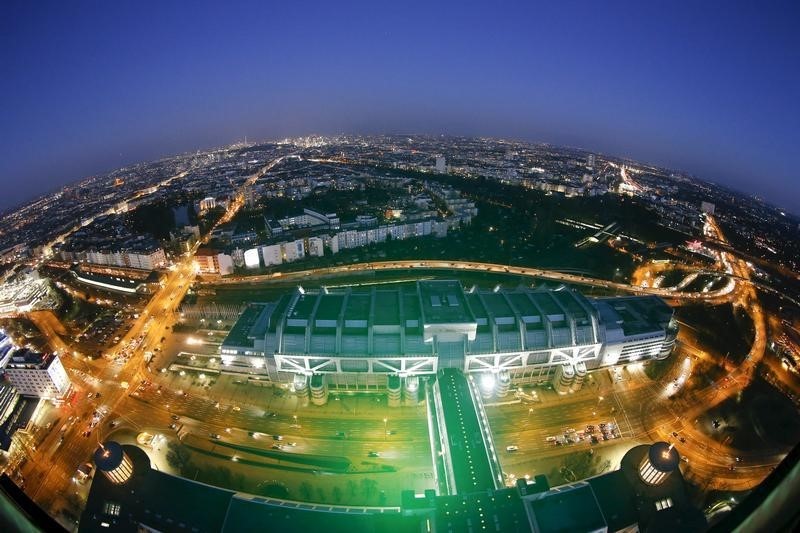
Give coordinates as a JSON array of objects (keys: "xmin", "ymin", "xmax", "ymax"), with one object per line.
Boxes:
[
  {"xmin": 1, "ymin": 2, "xmax": 799, "ymax": 532},
  {"xmin": 0, "ymin": 135, "xmax": 797, "ymax": 531}
]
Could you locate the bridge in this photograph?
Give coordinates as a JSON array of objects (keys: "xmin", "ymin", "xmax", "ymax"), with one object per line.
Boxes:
[{"xmin": 426, "ymin": 368, "xmax": 504, "ymax": 496}]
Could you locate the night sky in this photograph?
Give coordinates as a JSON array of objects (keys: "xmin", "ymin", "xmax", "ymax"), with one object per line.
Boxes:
[{"xmin": 2, "ymin": 1, "xmax": 798, "ymax": 212}]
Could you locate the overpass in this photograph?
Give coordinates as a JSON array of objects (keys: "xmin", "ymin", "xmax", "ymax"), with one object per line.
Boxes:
[{"xmin": 427, "ymin": 368, "xmax": 504, "ymax": 495}]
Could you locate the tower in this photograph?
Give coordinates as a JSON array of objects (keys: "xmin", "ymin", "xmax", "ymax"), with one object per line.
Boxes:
[
  {"xmin": 93, "ymin": 441, "xmax": 134, "ymax": 485},
  {"xmin": 638, "ymin": 441, "xmax": 680, "ymax": 486}
]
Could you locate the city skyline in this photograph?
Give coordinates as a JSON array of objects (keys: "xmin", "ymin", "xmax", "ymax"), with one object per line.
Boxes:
[
  {"xmin": 2, "ymin": 1, "xmax": 799, "ymax": 213},
  {"xmin": 0, "ymin": 134, "xmax": 797, "ymax": 532},
  {"xmin": 0, "ymin": 3, "xmax": 799, "ymax": 531}
]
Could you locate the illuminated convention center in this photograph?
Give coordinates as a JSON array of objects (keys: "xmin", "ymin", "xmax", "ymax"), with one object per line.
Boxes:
[{"xmin": 219, "ymin": 280, "xmax": 679, "ymax": 401}]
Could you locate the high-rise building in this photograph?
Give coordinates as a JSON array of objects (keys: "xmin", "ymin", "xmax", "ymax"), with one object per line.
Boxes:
[
  {"xmin": 4, "ymin": 350, "xmax": 71, "ymax": 399},
  {"xmin": 587, "ymin": 153, "xmax": 595, "ymax": 169},
  {"xmin": 435, "ymin": 156, "xmax": 446, "ymax": 173},
  {"xmin": 700, "ymin": 201, "xmax": 715, "ymax": 214}
]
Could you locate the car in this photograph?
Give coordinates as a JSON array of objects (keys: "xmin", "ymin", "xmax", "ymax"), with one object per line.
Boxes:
[
  {"xmin": 679, "ymin": 437, "xmax": 686, "ymax": 443},
  {"xmin": 171, "ymin": 415, "xmax": 180, "ymax": 420},
  {"xmin": 272, "ymin": 435, "xmax": 283, "ymax": 441},
  {"xmin": 506, "ymin": 445, "xmax": 519, "ymax": 452},
  {"xmin": 232, "ymin": 406, "xmax": 241, "ymax": 412},
  {"xmin": 335, "ymin": 431, "xmax": 346, "ymax": 438},
  {"xmin": 210, "ymin": 433, "xmax": 221, "ymax": 440},
  {"xmin": 288, "ymin": 442, "xmax": 297, "ymax": 447},
  {"xmin": 368, "ymin": 451, "xmax": 381, "ymax": 457},
  {"xmin": 672, "ymin": 431, "xmax": 678, "ymax": 437},
  {"xmin": 95, "ymin": 392, "xmax": 101, "ymax": 398},
  {"xmin": 271, "ymin": 444, "xmax": 283, "ymax": 450},
  {"xmin": 169, "ymin": 423, "xmax": 178, "ymax": 430}
]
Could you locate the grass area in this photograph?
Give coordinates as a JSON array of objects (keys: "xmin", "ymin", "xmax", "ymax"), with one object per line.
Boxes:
[
  {"xmin": 167, "ymin": 440, "xmax": 425, "ymax": 506},
  {"xmin": 644, "ymin": 356, "xmax": 676, "ymax": 381}
]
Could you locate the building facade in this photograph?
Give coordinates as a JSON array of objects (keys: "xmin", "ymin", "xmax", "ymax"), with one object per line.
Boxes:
[
  {"xmin": 220, "ymin": 280, "xmax": 678, "ymax": 395},
  {"xmin": 4, "ymin": 351, "xmax": 71, "ymax": 399}
]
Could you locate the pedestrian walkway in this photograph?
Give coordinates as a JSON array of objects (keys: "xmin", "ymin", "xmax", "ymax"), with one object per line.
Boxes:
[{"xmin": 429, "ymin": 368, "xmax": 503, "ymax": 495}]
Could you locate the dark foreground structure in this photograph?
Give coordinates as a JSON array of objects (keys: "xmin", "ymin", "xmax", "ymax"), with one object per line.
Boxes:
[{"xmin": 77, "ymin": 440, "xmax": 706, "ymax": 533}]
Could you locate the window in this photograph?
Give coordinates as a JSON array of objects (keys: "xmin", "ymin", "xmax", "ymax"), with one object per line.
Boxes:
[
  {"xmin": 103, "ymin": 501, "xmax": 121, "ymax": 516},
  {"xmin": 655, "ymin": 497, "xmax": 673, "ymax": 511}
]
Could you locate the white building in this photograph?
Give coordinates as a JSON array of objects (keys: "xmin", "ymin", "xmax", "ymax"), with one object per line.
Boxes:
[
  {"xmin": 261, "ymin": 244, "xmax": 284, "ymax": 266},
  {"xmin": 4, "ymin": 351, "xmax": 71, "ymax": 399},
  {"xmin": 283, "ymin": 240, "xmax": 305, "ymax": 262},
  {"xmin": 220, "ymin": 282, "xmax": 678, "ymax": 394},
  {"xmin": 217, "ymin": 254, "xmax": 234, "ymax": 276},
  {"xmin": 278, "ymin": 208, "xmax": 339, "ymax": 231},
  {"xmin": 307, "ymin": 237, "xmax": 324, "ymax": 257},
  {"xmin": 194, "ymin": 249, "xmax": 234, "ymax": 275},
  {"xmin": 77, "ymin": 246, "xmax": 166, "ymax": 271},
  {"xmin": 125, "ymin": 248, "xmax": 167, "ymax": 270},
  {"xmin": 199, "ymin": 197, "xmax": 217, "ymax": 212},
  {"xmin": 244, "ymin": 248, "xmax": 261, "ymax": 269},
  {"xmin": 700, "ymin": 201, "xmax": 715, "ymax": 215}
]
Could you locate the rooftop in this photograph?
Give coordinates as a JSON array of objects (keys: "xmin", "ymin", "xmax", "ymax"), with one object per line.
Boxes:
[
  {"xmin": 222, "ymin": 281, "xmax": 675, "ymax": 358},
  {"xmin": 418, "ymin": 280, "xmax": 474, "ymax": 324}
]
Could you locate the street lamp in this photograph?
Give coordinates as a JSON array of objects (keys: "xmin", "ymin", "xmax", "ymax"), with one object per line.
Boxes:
[
  {"xmin": 593, "ymin": 395, "xmax": 604, "ymax": 416},
  {"xmin": 383, "ymin": 418, "xmax": 388, "ymax": 441}
]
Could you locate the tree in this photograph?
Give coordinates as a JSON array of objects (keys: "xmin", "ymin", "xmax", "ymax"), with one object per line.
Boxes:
[
  {"xmin": 347, "ymin": 479, "xmax": 358, "ymax": 496},
  {"xmin": 556, "ymin": 451, "xmax": 611, "ymax": 484},
  {"xmin": 205, "ymin": 466, "xmax": 232, "ymax": 487},
  {"xmin": 332, "ymin": 486, "xmax": 342, "ymax": 503},
  {"xmin": 232, "ymin": 472, "xmax": 246, "ymax": 491},
  {"xmin": 299, "ymin": 481, "xmax": 313, "ymax": 501},
  {"xmin": 166, "ymin": 441, "xmax": 193, "ymax": 476},
  {"xmin": 259, "ymin": 481, "xmax": 289, "ymax": 498},
  {"xmin": 360, "ymin": 478, "xmax": 378, "ymax": 499}
]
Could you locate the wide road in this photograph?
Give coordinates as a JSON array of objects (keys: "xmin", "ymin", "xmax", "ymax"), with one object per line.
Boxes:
[{"xmin": 200, "ymin": 259, "xmax": 737, "ymax": 303}]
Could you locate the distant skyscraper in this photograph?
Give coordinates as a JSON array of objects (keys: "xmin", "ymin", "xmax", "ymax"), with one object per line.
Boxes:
[
  {"xmin": 587, "ymin": 153, "xmax": 595, "ymax": 169},
  {"xmin": 435, "ymin": 156, "xmax": 446, "ymax": 174},
  {"xmin": 700, "ymin": 201, "xmax": 715, "ymax": 215}
]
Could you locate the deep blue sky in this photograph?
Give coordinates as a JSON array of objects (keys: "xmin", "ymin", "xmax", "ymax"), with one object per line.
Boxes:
[{"xmin": 1, "ymin": 1, "xmax": 798, "ymax": 212}]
